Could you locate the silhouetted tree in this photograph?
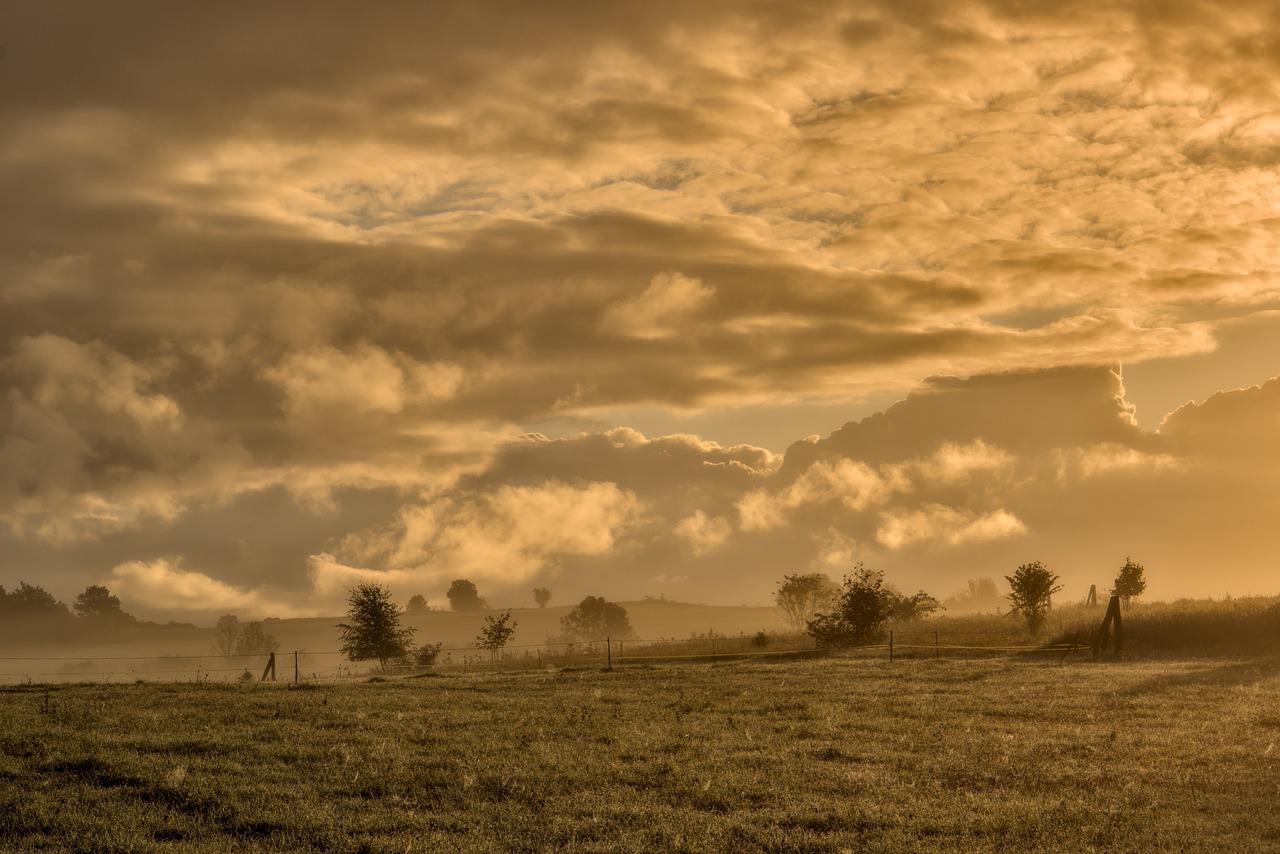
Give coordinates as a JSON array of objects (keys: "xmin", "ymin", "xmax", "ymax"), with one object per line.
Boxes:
[
  {"xmin": 889, "ymin": 590, "xmax": 941, "ymax": 621},
  {"xmin": 1006, "ymin": 561, "xmax": 1062, "ymax": 632},
  {"xmin": 476, "ymin": 611, "xmax": 517, "ymax": 660},
  {"xmin": 338, "ymin": 584, "xmax": 416, "ymax": 668},
  {"xmin": 446, "ymin": 579, "xmax": 486, "ymax": 612},
  {"xmin": 213, "ymin": 615, "xmax": 241, "ymax": 655},
  {"xmin": 406, "ymin": 594, "xmax": 429, "ymax": 615},
  {"xmin": 775, "ymin": 573, "xmax": 839, "ymax": 631},
  {"xmin": 560, "ymin": 596, "xmax": 635, "ymax": 641},
  {"xmin": 533, "ymin": 587, "xmax": 552, "ymax": 609},
  {"xmin": 1112, "ymin": 558, "xmax": 1147, "ymax": 608},
  {"xmin": 234, "ymin": 621, "xmax": 279, "ymax": 655},
  {"xmin": 805, "ymin": 564, "xmax": 895, "ymax": 647},
  {"xmin": 73, "ymin": 585, "xmax": 128, "ymax": 620},
  {"xmin": 1, "ymin": 582, "xmax": 70, "ymax": 618}
]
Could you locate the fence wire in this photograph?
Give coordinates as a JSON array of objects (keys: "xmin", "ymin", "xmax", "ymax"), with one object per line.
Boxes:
[{"xmin": 0, "ymin": 631, "xmax": 1094, "ymax": 685}]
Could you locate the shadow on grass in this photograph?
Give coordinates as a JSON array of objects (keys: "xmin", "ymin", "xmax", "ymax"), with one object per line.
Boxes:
[{"xmin": 1119, "ymin": 657, "xmax": 1280, "ymax": 696}]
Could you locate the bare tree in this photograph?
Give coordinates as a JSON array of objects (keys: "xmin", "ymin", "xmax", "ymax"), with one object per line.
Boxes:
[{"xmin": 213, "ymin": 615, "xmax": 240, "ymax": 656}]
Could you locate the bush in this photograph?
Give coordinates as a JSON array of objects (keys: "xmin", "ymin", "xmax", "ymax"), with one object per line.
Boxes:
[
  {"xmin": 411, "ymin": 642, "xmax": 444, "ymax": 666},
  {"xmin": 1006, "ymin": 562, "xmax": 1062, "ymax": 633},
  {"xmin": 806, "ymin": 564, "xmax": 896, "ymax": 647}
]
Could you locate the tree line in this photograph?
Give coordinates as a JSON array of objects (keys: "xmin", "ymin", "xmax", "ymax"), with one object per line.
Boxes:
[{"xmin": 776, "ymin": 558, "xmax": 1149, "ymax": 646}]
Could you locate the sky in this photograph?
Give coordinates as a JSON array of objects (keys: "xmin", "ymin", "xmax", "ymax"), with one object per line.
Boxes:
[{"xmin": 4, "ymin": 1, "xmax": 1280, "ymax": 620}]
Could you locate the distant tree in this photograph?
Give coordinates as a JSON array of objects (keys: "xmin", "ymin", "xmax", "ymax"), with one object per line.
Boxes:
[
  {"xmin": 889, "ymin": 590, "xmax": 941, "ymax": 621},
  {"xmin": 943, "ymin": 577, "xmax": 1003, "ymax": 613},
  {"xmin": 234, "ymin": 621, "xmax": 279, "ymax": 655},
  {"xmin": 2, "ymin": 582, "xmax": 70, "ymax": 619},
  {"xmin": 775, "ymin": 573, "xmax": 839, "ymax": 631},
  {"xmin": 446, "ymin": 579, "xmax": 486, "ymax": 612},
  {"xmin": 213, "ymin": 615, "xmax": 241, "ymax": 656},
  {"xmin": 560, "ymin": 596, "xmax": 636, "ymax": 641},
  {"xmin": 405, "ymin": 594, "xmax": 429, "ymax": 615},
  {"xmin": 476, "ymin": 611, "xmax": 517, "ymax": 660},
  {"xmin": 73, "ymin": 585, "xmax": 128, "ymax": 620},
  {"xmin": 533, "ymin": 587, "xmax": 552, "ymax": 609},
  {"xmin": 1005, "ymin": 561, "xmax": 1062, "ymax": 632},
  {"xmin": 805, "ymin": 564, "xmax": 896, "ymax": 647},
  {"xmin": 338, "ymin": 584, "xmax": 416, "ymax": 669},
  {"xmin": 1112, "ymin": 558, "xmax": 1147, "ymax": 608}
]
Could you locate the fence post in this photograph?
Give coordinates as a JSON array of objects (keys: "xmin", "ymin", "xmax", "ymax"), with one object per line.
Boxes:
[
  {"xmin": 889, "ymin": 630, "xmax": 894, "ymax": 663},
  {"xmin": 294, "ymin": 650, "xmax": 299, "ymax": 684},
  {"xmin": 261, "ymin": 652, "xmax": 276, "ymax": 682},
  {"xmin": 711, "ymin": 635, "xmax": 717, "ymax": 666},
  {"xmin": 934, "ymin": 629, "xmax": 939, "ymax": 659},
  {"xmin": 606, "ymin": 637, "xmax": 612, "ymax": 671}
]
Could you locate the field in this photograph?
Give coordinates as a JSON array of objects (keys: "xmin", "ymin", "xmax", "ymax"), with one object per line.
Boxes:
[{"xmin": 4, "ymin": 656, "xmax": 1279, "ymax": 852}]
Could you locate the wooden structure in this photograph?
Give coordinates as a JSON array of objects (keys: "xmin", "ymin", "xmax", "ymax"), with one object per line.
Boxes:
[{"xmin": 1091, "ymin": 595, "xmax": 1123, "ymax": 659}]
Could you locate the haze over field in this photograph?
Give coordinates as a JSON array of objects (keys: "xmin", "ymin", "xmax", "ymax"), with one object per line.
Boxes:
[{"xmin": 5, "ymin": 2, "xmax": 1280, "ymax": 622}]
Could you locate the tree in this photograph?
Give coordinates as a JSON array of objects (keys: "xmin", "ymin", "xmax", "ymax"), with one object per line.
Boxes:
[
  {"xmin": 2, "ymin": 582, "xmax": 70, "ymax": 619},
  {"xmin": 533, "ymin": 587, "xmax": 552, "ymax": 609},
  {"xmin": 476, "ymin": 611, "xmax": 517, "ymax": 660},
  {"xmin": 337, "ymin": 584, "xmax": 416, "ymax": 668},
  {"xmin": 234, "ymin": 621, "xmax": 279, "ymax": 655},
  {"xmin": 889, "ymin": 590, "xmax": 941, "ymax": 621},
  {"xmin": 774, "ymin": 573, "xmax": 839, "ymax": 631},
  {"xmin": 406, "ymin": 594, "xmax": 429, "ymax": 615},
  {"xmin": 446, "ymin": 579, "xmax": 486, "ymax": 612},
  {"xmin": 1112, "ymin": 558, "xmax": 1147, "ymax": 607},
  {"xmin": 560, "ymin": 596, "xmax": 635, "ymax": 641},
  {"xmin": 943, "ymin": 577, "xmax": 1002, "ymax": 613},
  {"xmin": 805, "ymin": 564, "xmax": 895, "ymax": 647},
  {"xmin": 213, "ymin": 615, "xmax": 241, "ymax": 655},
  {"xmin": 1005, "ymin": 561, "xmax": 1062, "ymax": 632},
  {"xmin": 74, "ymin": 585, "xmax": 127, "ymax": 620}
]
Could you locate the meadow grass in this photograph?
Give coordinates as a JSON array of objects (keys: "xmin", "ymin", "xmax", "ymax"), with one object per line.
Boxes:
[{"xmin": 3, "ymin": 656, "xmax": 1279, "ymax": 852}]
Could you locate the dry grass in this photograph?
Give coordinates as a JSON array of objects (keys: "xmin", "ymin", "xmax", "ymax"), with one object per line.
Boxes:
[{"xmin": 3, "ymin": 656, "xmax": 1279, "ymax": 852}]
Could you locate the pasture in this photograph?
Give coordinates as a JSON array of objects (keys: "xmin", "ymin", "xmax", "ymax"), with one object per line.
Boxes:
[{"xmin": 3, "ymin": 656, "xmax": 1278, "ymax": 852}]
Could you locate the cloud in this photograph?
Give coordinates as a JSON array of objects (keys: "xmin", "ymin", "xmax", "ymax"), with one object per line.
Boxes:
[
  {"xmin": 674, "ymin": 510, "xmax": 732, "ymax": 555},
  {"xmin": 7, "ymin": 4, "xmax": 1280, "ymax": 609},
  {"xmin": 601, "ymin": 272, "xmax": 714, "ymax": 339},
  {"xmin": 875, "ymin": 506, "xmax": 1027, "ymax": 551},
  {"xmin": 106, "ymin": 558, "xmax": 307, "ymax": 618}
]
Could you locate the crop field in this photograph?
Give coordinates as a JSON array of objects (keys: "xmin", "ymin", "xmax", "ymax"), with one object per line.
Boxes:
[{"xmin": 3, "ymin": 656, "xmax": 1279, "ymax": 853}]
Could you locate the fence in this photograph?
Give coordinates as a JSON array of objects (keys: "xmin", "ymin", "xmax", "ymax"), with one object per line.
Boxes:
[{"xmin": 0, "ymin": 629, "xmax": 1092, "ymax": 685}]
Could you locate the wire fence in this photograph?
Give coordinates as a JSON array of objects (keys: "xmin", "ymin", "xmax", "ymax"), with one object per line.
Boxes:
[{"xmin": 0, "ymin": 629, "xmax": 1093, "ymax": 685}]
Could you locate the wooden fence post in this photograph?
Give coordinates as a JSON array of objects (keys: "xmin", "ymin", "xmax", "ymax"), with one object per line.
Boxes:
[
  {"xmin": 293, "ymin": 650, "xmax": 299, "ymax": 684},
  {"xmin": 934, "ymin": 629, "xmax": 939, "ymax": 659},
  {"xmin": 1092, "ymin": 595, "xmax": 1124, "ymax": 659},
  {"xmin": 606, "ymin": 637, "xmax": 612, "ymax": 671},
  {"xmin": 1086, "ymin": 584, "xmax": 1098, "ymax": 607},
  {"xmin": 260, "ymin": 652, "xmax": 276, "ymax": 682},
  {"xmin": 889, "ymin": 630, "xmax": 894, "ymax": 663}
]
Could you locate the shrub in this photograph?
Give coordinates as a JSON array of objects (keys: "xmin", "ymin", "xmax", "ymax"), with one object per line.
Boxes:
[
  {"xmin": 889, "ymin": 590, "xmax": 941, "ymax": 621},
  {"xmin": 1112, "ymin": 558, "xmax": 1147, "ymax": 607},
  {"xmin": 806, "ymin": 564, "xmax": 895, "ymax": 647},
  {"xmin": 411, "ymin": 642, "xmax": 443, "ymax": 666},
  {"xmin": 476, "ymin": 611, "xmax": 517, "ymax": 659},
  {"xmin": 1006, "ymin": 561, "xmax": 1062, "ymax": 632}
]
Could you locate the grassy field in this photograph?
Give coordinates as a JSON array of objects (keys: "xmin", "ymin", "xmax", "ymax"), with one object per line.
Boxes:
[{"xmin": 3, "ymin": 656, "xmax": 1279, "ymax": 852}]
